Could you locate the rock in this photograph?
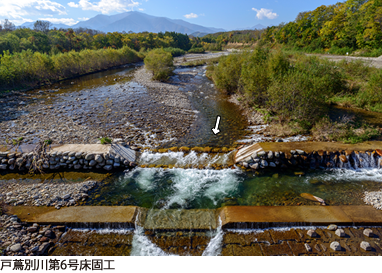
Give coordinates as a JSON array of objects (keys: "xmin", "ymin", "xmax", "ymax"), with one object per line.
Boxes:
[
  {"xmin": 275, "ymin": 152, "xmax": 280, "ymax": 158},
  {"xmin": 268, "ymin": 151, "xmax": 273, "ymax": 159},
  {"xmin": 242, "ymin": 162, "xmax": 248, "ymax": 168},
  {"xmin": 250, "ymin": 163, "xmax": 259, "ymax": 170},
  {"xmin": 257, "ymin": 151, "xmax": 266, "ymax": 157},
  {"xmin": 40, "ymin": 236, "xmax": 49, "ymax": 242},
  {"xmin": 363, "ymin": 228, "xmax": 374, "ymax": 237},
  {"xmin": 44, "ymin": 229, "xmax": 53, "ymax": 238},
  {"xmin": 376, "ymin": 149, "xmax": 382, "ymax": 157},
  {"xmin": 327, "ymin": 224, "xmax": 337, "ymax": 231},
  {"xmin": 106, "ymin": 159, "xmax": 114, "ymax": 165},
  {"xmin": 95, "ymin": 154, "xmax": 103, "ymax": 163},
  {"xmin": 330, "ymin": 241, "xmax": 341, "ymax": 251},
  {"xmin": 339, "ymin": 155, "xmax": 348, "ymax": 163},
  {"xmin": 113, "ymin": 163, "xmax": 120, "ymax": 168},
  {"xmin": 360, "ymin": 241, "xmax": 372, "ymax": 251},
  {"xmin": 74, "ymin": 164, "xmax": 82, "ymax": 170},
  {"xmin": 89, "ymin": 160, "xmax": 97, "ymax": 167},
  {"xmin": 296, "ymin": 149, "xmax": 305, "ymax": 155},
  {"xmin": 304, "ymin": 243, "xmax": 312, "ymax": 252},
  {"xmin": 260, "ymin": 160, "xmax": 268, "ymax": 167},
  {"xmin": 300, "ymin": 193, "xmax": 326, "ymax": 205},
  {"xmin": 276, "ymin": 139, "xmax": 283, "ymax": 142},
  {"xmin": 269, "ymin": 162, "xmax": 276, "ymax": 167},
  {"xmin": 307, "ymin": 229, "xmax": 317, "ymax": 237},
  {"xmin": 30, "ymin": 246, "xmax": 39, "ymax": 252},
  {"xmin": 10, "ymin": 243, "xmax": 22, "ymax": 252},
  {"xmin": 335, "ymin": 229, "xmax": 345, "ymax": 237},
  {"xmin": 62, "ymin": 194, "xmax": 70, "ymax": 200},
  {"xmin": 85, "ymin": 153, "xmax": 95, "ymax": 160},
  {"xmin": 27, "ymin": 227, "xmax": 37, "ymax": 233},
  {"xmin": 104, "ymin": 165, "xmax": 113, "ymax": 171},
  {"xmin": 75, "ymin": 152, "xmax": 83, "ymax": 158},
  {"xmin": 0, "ymin": 164, "xmax": 7, "ymax": 170},
  {"xmin": 38, "ymin": 242, "xmax": 51, "ymax": 254}
]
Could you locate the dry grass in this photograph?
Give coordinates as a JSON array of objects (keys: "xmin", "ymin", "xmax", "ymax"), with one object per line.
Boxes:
[{"xmin": 267, "ymin": 121, "xmax": 307, "ymax": 137}]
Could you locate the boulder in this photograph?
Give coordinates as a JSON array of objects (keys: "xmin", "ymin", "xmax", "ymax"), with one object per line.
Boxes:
[
  {"xmin": 360, "ymin": 241, "xmax": 372, "ymax": 251},
  {"xmin": 85, "ymin": 153, "xmax": 95, "ymax": 160},
  {"xmin": 307, "ymin": 229, "xmax": 317, "ymax": 237},
  {"xmin": 335, "ymin": 229, "xmax": 345, "ymax": 237},
  {"xmin": 363, "ymin": 228, "xmax": 374, "ymax": 237},
  {"xmin": 104, "ymin": 165, "xmax": 113, "ymax": 171},
  {"xmin": 95, "ymin": 154, "xmax": 104, "ymax": 163},
  {"xmin": 330, "ymin": 241, "xmax": 341, "ymax": 251}
]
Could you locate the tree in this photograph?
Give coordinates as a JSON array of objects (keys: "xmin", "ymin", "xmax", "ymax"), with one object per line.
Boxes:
[
  {"xmin": 34, "ymin": 20, "xmax": 52, "ymax": 33},
  {"xmin": 3, "ymin": 19, "xmax": 15, "ymax": 32}
]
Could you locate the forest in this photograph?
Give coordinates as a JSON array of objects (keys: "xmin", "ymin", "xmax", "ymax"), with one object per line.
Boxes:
[{"xmin": 261, "ymin": 0, "xmax": 382, "ymax": 56}]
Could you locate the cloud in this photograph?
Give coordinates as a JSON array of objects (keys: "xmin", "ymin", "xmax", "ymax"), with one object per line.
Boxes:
[
  {"xmin": 78, "ymin": 17, "xmax": 89, "ymax": 21},
  {"xmin": 39, "ymin": 17, "xmax": 79, "ymax": 25},
  {"xmin": 184, "ymin": 13, "xmax": 198, "ymax": 19},
  {"xmin": 68, "ymin": 0, "xmax": 140, "ymax": 14},
  {"xmin": 252, "ymin": 8, "xmax": 278, "ymax": 19},
  {"xmin": 0, "ymin": 0, "xmax": 67, "ymax": 25}
]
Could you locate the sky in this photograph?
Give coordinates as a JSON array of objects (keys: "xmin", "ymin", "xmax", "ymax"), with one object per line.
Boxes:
[{"xmin": 0, "ymin": 0, "xmax": 344, "ymax": 30}]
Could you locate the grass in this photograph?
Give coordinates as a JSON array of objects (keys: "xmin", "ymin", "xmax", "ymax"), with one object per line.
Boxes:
[
  {"xmin": 99, "ymin": 137, "xmax": 112, "ymax": 144},
  {"xmin": 182, "ymin": 57, "xmax": 221, "ymax": 67}
]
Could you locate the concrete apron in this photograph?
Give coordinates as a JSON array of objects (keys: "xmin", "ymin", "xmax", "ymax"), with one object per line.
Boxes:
[{"xmin": 8, "ymin": 205, "xmax": 382, "ymax": 230}]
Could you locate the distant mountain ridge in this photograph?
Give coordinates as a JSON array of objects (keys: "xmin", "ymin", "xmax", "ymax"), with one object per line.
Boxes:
[{"xmin": 20, "ymin": 11, "xmax": 225, "ymax": 34}]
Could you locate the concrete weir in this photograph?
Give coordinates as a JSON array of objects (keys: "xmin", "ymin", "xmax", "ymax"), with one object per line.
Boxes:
[{"xmin": 9, "ymin": 205, "xmax": 382, "ymax": 230}]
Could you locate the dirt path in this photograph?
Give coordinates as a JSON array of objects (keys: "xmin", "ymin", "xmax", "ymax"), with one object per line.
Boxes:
[{"xmin": 309, "ymin": 53, "xmax": 382, "ymax": 68}]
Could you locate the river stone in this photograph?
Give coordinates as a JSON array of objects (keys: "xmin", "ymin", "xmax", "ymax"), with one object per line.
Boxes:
[
  {"xmin": 339, "ymin": 155, "xmax": 348, "ymax": 163},
  {"xmin": 327, "ymin": 224, "xmax": 337, "ymax": 231},
  {"xmin": 68, "ymin": 156, "xmax": 76, "ymax": 162},
  {"xmin": 268, "ymin": 151, "xmax": 273, "ymax": 159},
  {"xmin": 269, "ymin": 162, "xmax": 276, "ymax": 167},
  {"xmin": 114, "ymin": 157, "xmax": 120, "ymax": 163},
  {"xmin": 63, "ymin": 194, "xmax": 71, "ymax": 200},
  {"xmin": 7, "ymin": 153, "xmax": 15, "ymax": 158},
  {"xmin": 242, "ymin": 162, "xmax": 248, "ymax": 168},
  {"xmin": 113, "ymin": 163, "xmax": 120, "ymax": 168},
  {"xmin": 104, "ymin": 165, "xmax": 113, "ymax": 171},
  {"xmin": 335, "ymin": 229, "xmax": 345, "ymax": 237},
  {"xmin": 363, "ymin": 228, "xmax": 374, "ymax": 237},
  {"xmin": 85, "ymin": 153, "xmax": 95, "ymax": 160},
  {"xmin": 10, "ymin": 243, "xmax": 22, "ymax": 252},
  {"xmin": 106, "ymin": 159, "xmax": 114, "ymax": 165},
  {"xmin": 75, "ymin": 152, "xmax": 83, "ymax": 159},
  {"xmin": 307, "ymin": 229, "xmax": 317, "ymax": 237},
  {"xmin": 330, "ymin": 241, "xmax": 341, "ymax": 251},
  {"xmin": 275, "ymin": 152, "xmax": 280, "ymax": 158},
  {"xmin": 0, "ymin": 165, "xmax": 7, "ymax": 170},
  {"xmin": 27, "ymin": 227, "xmax": 37, "ymax": 233},
  {"xmin": 8, "ymin": 158, "xmax": 15, "ymax": 165},
  {"xmin": 89, "ymin": 160, "xmax": 97, "ymax": 167},
  {"xmin": 360, "ymin": 241, "xmax": 372, "ymax": 251},
  {"xmin": 74, "ymin": 164, "xmax": 82, "ymax": 170},
  {"xmin": 304, "ymin": 243, "xmax": 312, "ymax": 252},
  {"xmin": 38, "ymin": 242, "xmax": 51, "ymax": 254},
  {"xmin": 260, "ymin": 160, "xmax": 268, "ymax": 167},
  {"xmin": 251, "ymin": 152, "xmax": 258, "ymax": 159},
  {"xmin": 95, "ymin": 154, "xmax": 104, "ymax": 163},
  {"xmin": 250, "ymin": 163, "xmax": 259, "ymax": 170},
  {"xmin": 296, "ymin": 149, "xmax": 305, "ymax": 155},
  {"xmin": 257, "ymin": 151, "xmax": 266, "ymax": 157},
  {"xmin": 376, "ymin": 149, "xmax": 382, "ymax": 157}
]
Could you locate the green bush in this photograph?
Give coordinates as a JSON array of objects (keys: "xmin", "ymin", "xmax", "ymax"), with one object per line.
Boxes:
[
  {"xmin": 358, "ymin": 69, "xmax": 382, "ymax": 109},
  {"xmin": 239, "ymin": 48, "xmax": 270, "ymax": 105},
  {"xmin": 267, "ymin": 70, "xmax": 330, "ymax": 123},
  {"xmin": 188, "ymin": 47, "xmax": 205, "ymax": 54},
  {"xmin": 162, "ymin": 47, "xmax": 185, "ymax": 57},
  {"xmin": 211, "ymin": 52, "xmax": 248, "ymax": 93},
  {"xmin": 144, "ymin": 48, "xmax": 174, "ymax": 81},
  {"xmin": 99, "ymin": 137, "xmax": 112, "ymax": 144}
]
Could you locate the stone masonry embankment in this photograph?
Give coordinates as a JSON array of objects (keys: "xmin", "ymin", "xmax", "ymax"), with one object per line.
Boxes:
[{"xmin": 0, "ymin": 144, "xmax": 136, "ymax": 173}]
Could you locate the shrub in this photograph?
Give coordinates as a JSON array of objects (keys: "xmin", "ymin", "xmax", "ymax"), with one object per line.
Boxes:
[
  {"xmin": 267, "ymin": 70, "xmax": 330, "ymax": 123},
  {"xmin": 357, "ymin": 69, "xmax": 382, "ymax": 110},
  {"xmin": 239, "ymin": 48, "xmax": 270, "ymax": 105},
  {"xmin": 162, "ymin": 47, "xmax": 185, "ymax": 57},
  {"xmin": 99, "ymin": 137, "xmax": 112, "ymax": 144},
  {"xmin": 211, "ymin": 52, "xmax": 248, "ymax": 93},
  {"xmin": 144, "ymin": 48, "xmax": 174, "ymax": 81},
  {"xmin": 188, "ymin": 47, "xmax": 205, "ymax": 54}
]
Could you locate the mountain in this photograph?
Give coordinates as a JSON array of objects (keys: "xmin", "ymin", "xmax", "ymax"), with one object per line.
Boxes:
[
  {"xmin": 72, "ymin": 11, "xmax": 225, "ymax": 34},
  {"xmin": 249, "ymin": 24, "xmax": 266, "ymax": 30}
]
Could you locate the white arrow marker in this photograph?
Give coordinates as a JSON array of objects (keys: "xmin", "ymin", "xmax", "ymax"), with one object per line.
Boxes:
[{"xmin": 212, "ymin": 115, "xmax": 221, "ymax": 135}]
